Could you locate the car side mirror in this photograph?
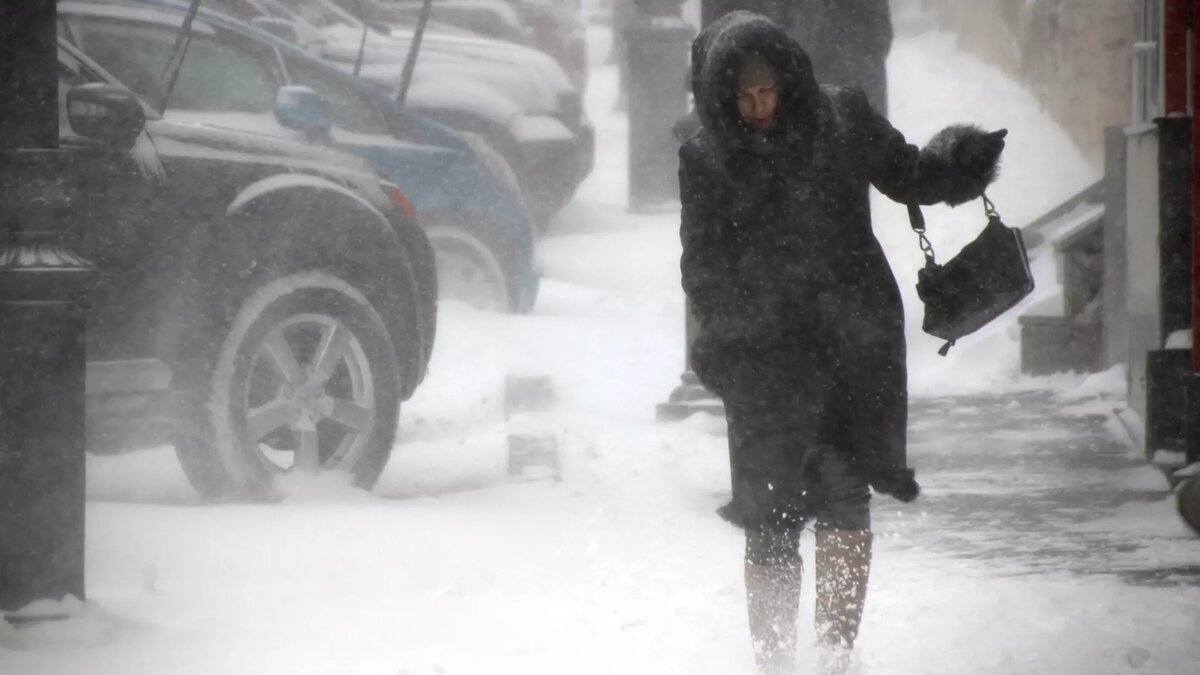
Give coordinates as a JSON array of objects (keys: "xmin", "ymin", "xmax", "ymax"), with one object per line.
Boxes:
[
  {"xmin": 251, "ymin": 16, "xmax": 300, "ymax": 44},
  {"xmin": 273, "ymin": 86, "xmax": 332, "ymax": 138},
  {"xmin": 66, "ymin": 83, "xmax": 146, "ymax": 150}
]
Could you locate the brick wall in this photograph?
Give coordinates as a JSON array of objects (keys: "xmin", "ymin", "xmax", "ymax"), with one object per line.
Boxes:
[{"xmin": 924, "ymin": 0, "xmax": 1135, "ymax": 163}]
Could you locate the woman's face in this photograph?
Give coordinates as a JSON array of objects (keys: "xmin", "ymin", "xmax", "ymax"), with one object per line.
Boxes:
[{"xmin": 737, "ymin": 84, "xmax": 778, "ymax": 130}]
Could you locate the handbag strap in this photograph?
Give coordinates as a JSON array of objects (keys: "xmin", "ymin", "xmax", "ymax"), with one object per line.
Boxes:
[
  {"xmin": 906, "ymin": 203, "xmax": 937, "ymax": 266},
  {"xmin": 907, "ymin": 194, "xmax": 1001, "ymax": 265},
  {"xmin": 982, "ymin": 193, "xmax": 1000, "ymax": 219}
]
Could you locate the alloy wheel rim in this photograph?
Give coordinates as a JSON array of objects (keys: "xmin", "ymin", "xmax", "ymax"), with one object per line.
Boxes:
[{"xmin": 239, "ymin": 313, "xmax": 376, "ymax": 474}]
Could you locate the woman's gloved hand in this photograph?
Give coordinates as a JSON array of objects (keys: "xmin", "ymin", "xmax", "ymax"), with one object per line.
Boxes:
[
  {"xmin": 919, "ymin": 125, "xmax": 1008, "ymax": 206},
  {"xmin": 870, "ymin": 468, "xmax": 920, "ymax": 503}
]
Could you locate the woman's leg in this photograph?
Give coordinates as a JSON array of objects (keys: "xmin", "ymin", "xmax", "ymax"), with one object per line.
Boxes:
[
  {"xmin": 812, "ymin": 452, "xmax": 873, "ymax": 651},
  {"xmin": 745, "ymin": 526, "xmax": 803, "ymax": 674},
  {"xmin": 815, "ymin": 528, "xmax": 873, "ymax": 648},
  {"xmin": 724, "ymin": 377, "xmax": 824, "ymax": 672}
]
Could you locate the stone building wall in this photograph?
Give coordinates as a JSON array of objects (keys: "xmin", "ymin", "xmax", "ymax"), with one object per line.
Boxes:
[{"xmin": 922, "ymin": 0, "xmax": 1135, "ymax": 163}]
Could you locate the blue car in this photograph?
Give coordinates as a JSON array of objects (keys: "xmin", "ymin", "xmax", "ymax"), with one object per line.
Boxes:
[{"xmin": 62, "ymin": 0, "xmax": 539, "ymax": 312}]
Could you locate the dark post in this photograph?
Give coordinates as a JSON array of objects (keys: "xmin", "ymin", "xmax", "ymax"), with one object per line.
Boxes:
[
  {"xmin": 1157, "ymin": 117, "xmax": 1192, "ymax": 340},
  {"xmin": 0, "ymin": 1, "xmax": 96, "ymax": 619},
  {"xmin": 611, "ymin": 0, "xmax": 635, "ymax": 111},
  {"xmin": 701, "ymin": 0, "xmax": 790, "ymax": 27},
  {"xmin": 700, "ymin": 0, "xmax": 893, "ymax": 114},
  {"xmin": 625, "ymin": 0, "xmax": 693, "ymax": 212},
  {"xmin": 0, "ymin": 2, "xmax": 58, "ymax": 149}
]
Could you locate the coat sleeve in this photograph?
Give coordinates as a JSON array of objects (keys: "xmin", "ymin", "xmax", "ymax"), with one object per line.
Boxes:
[
  {"xmin": 842, "ymin": 88, "xmax": 1002, "ymax": 207},
  {"xmin": 678, "ymin": 142, "xmax": 731, "ymax": 333}
]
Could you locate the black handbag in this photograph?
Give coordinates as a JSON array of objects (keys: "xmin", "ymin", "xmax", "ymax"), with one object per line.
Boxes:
[{"xmin": 909, "ymin": 196, "xmax": 1034, "ymax": 355}]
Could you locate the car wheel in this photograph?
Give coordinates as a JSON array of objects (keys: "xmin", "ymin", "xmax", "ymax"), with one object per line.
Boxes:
[
  {"xmin": 427, "ymin": 225, "xmax": 512, "ymax": 311},
  {"xmin": 175, "ymin": 270, "xmax": 402, "ymax": 501}
]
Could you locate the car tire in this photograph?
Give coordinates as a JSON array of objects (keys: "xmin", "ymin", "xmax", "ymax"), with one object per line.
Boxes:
[
  {"xmin": 426, "ymin": 224, "xmax": 514, "ymax": 312},
  {"xmin": 174, "ymin": 270, "xmax": 402, "ymax": 501},
  {"xmin": 1178, "ymin": 475, "xmax": 1200, "ymax": 536}
]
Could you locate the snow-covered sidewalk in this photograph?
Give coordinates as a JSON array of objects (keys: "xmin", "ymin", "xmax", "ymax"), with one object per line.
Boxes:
[{"xmin": 4, "ymin": 20, "xmax": 1200, "ymax": 675}]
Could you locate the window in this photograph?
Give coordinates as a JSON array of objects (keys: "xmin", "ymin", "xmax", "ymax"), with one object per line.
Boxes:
[
  {"xmin": 67, "ymin": 18, "xmax": 173, "ymax": 105},
  {"xmin": 68, "ymin": 17, "xmax": 281, "ymax": 113},
  {"xmin": 172, "ymin": 34, "xmax": 280, "ymax": 112},
  {"xmin": 1133, "ymin": 0, "xmax": 1163, "ymax": 124},
  {"xmin": 283, "ymin": 54, "xmax": 391, "ymax": 134}
]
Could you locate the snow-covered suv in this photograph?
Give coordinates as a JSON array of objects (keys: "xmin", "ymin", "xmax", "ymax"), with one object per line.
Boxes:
[{"xmin": 49, "ymin": 36, "xmax": 436, "ymax": 500}]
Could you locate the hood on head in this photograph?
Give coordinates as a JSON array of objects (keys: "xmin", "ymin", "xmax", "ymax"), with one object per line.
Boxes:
[{"xmin": 690, "ymin": 11, "xmax": 821, "ymax": 154}]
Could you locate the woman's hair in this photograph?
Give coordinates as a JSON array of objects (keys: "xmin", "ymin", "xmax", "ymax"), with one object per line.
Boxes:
[
  {"xmin": 690, "ymin": 12, "xmax": 822, "ymax": 160},
  {"xmin": 737, "ymin": 52, "xmax": 778, "ymax": 91}
]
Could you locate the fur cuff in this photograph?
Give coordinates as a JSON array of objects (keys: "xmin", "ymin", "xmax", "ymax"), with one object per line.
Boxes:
[{"xmin": 919, "ymin": 124, "xmax": 1005, "ymax": 206}]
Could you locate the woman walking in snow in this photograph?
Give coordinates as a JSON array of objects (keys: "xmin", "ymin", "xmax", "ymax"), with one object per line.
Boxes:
[{"xmin": 677, "ymin": 12, "xmax": 1006, "ymax": 674}]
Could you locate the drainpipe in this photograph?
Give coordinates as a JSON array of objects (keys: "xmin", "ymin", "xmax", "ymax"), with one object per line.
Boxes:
[
  {"xmin": 1187, "ymin": 0, "xmax": 1198, "ymax": 381},
  {"xmin": 1182, "ymin": 0, "xmax": 1200, "ymax": 534}
]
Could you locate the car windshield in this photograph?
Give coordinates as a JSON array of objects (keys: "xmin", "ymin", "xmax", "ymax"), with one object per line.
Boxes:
[{"xmin": 67, "ymin": 14, "xmax": 278, "ymax": 114}]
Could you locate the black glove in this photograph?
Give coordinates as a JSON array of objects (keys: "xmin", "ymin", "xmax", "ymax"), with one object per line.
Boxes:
[{"xmin": 956, "ymin": 128, "xmax": 1007, "ymax": 181}]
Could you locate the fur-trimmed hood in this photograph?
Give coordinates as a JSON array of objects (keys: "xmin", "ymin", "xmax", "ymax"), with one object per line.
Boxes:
[{"xmin": 690, "ymin": 11, "xmax": 822, "ymax": 159}]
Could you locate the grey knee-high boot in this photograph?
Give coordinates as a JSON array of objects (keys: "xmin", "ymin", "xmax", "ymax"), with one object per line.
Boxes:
[
  {"xmin": 814, "ymin": 529, "xmax": 873, "ymax": 649},
  {"xmin": 744, "ymin": 558, "xmax": 803, "ymax": 674}
]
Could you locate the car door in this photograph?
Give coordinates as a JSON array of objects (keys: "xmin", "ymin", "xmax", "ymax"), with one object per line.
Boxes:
[
  {"xmin": 56, "ymin": 42, "xmax": 174, "ymax": 361},
  {"xmin": 278, "ymin": 49, "xmax": 456, "ymax": 197}
]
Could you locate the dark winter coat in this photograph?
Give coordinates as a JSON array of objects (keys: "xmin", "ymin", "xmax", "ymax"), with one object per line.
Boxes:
[{"xmin": 678, "ymin": 12, "xmax": 1003, "ymax": 519}]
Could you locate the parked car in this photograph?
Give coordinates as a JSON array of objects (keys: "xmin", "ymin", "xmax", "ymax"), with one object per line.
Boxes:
[
  {"xmin": 359, "ymin": 0, "xmax": 588, "ymax": 92},
  {"xmin": 373, "ymin": 0, "xmax": 531, "ymax": 44},
  {"xmin": 43, "ymin": 32, "xmax": 437, "ymax": 500},
  {"xmin": 65, "ymin": 0, "xmax": 541, "ymax": 312},
  {"xmin": 221, "ymin": 0, "xmax": 594, "ymax": 226}
]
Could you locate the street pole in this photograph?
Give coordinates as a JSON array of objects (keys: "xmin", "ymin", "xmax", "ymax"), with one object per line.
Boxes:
[
  {"xmin": 0, "ymin": 0, "xmax": 97, "ymax": 620},
  {"xmin": 659, "ymin": 1, "xmax": 788, "ymax": 422},
  {"xmin": 643, "ymin": 0, "xmax": 722, "ymax": 421},
  {"xmin": 625, "ymin": 0, "xmax": 693, "ymax": 212}
]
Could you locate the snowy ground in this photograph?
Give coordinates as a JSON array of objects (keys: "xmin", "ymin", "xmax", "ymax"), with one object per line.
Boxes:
[{"xmin": 5, "ymin": 19, "xmax": 1200, "ymax": 675}]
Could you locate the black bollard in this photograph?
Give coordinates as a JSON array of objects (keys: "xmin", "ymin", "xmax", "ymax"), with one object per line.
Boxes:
[
  {"xmin": 0, "ymin": 221, "xmax": 96, "ymax": 614},
  {"xmin": 0, "ymin": 0, "xmax": 96, "ymax": 619},
  {"xmin": 625, "ymin": 0, "xmax": 694, "ymax": 212}
]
